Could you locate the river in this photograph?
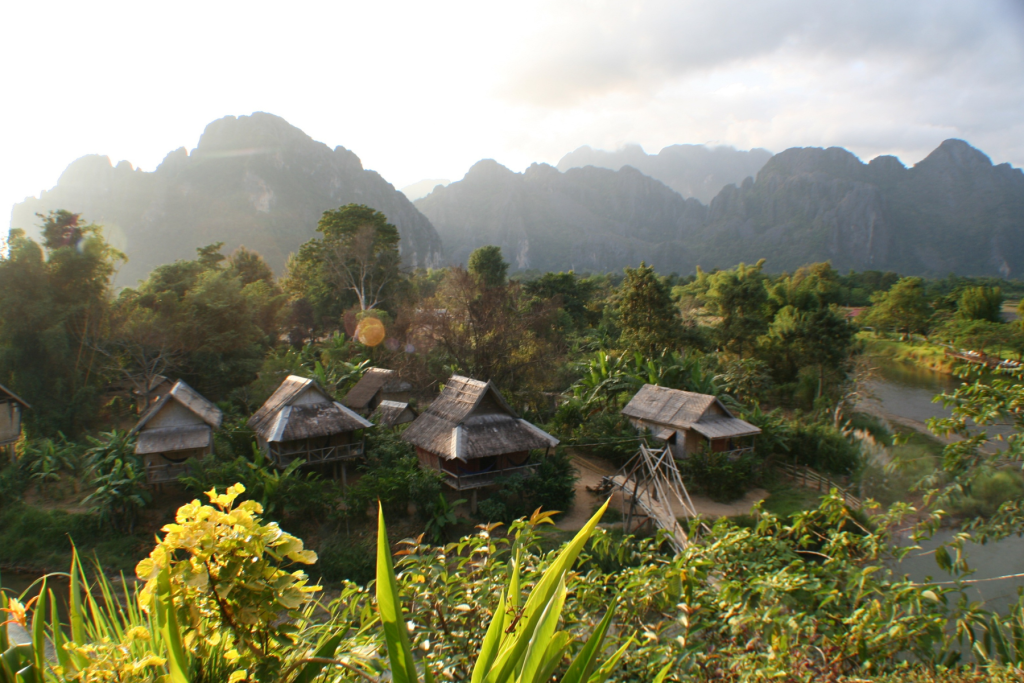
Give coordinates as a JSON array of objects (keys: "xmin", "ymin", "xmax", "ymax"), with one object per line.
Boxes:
[{"xmin": 865, "ymin": 355, "xmax": 1024, "ymax": 616}]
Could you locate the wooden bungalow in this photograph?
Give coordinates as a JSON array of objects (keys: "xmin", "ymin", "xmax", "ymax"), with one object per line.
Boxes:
[
  {"xmin": 402, "ymin": 375, "xmax": 559, "ymax": 506},
  {"xmin": 248, "ymin": 375, "xmax": 373, "ymax": 474},
  {"xmin": 370, "ymin": 400, "xmax": 417, "ymax": 429},
  {"xmin": 343, "ymin": 367, "xmax": 412, "ymax": 416},
  {"xmin": 130, "ymin": 380, "xmax": 223, "ymax": 484},
  {"xmin": 0, "ymin": 382, "xmax": 29, "ymax": 450},
  {"xmin": 622, "ymin": 384, "xmax": 760, "ymax": 459}
]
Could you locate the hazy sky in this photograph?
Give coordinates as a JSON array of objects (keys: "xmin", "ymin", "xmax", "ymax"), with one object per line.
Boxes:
[{"xmin": 2, "ymin": 0, "xmax": 1023, "ymax": 228}]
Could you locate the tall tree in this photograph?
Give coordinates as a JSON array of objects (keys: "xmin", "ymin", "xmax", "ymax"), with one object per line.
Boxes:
[
  {"xmin": 957, "ymin": 286, "xmax": 1003, "ymax": 323},
  {"xmin": 863, "ymin": 276, "xmax": 932, "ymax": 338},
  {"xmin": 467, "ymin": 245, "xmax": 508, "ymax": 288},
  {"xmin": 692, "ymin": 260, "xmax": 770, "ymax": 357},
  {"xmin": 617, "ymin": 263, "xmax": 678, "ymax": 356},
  {"xmin": 0, "ymin": 211, "xmax": 122, "ymax": 434}
]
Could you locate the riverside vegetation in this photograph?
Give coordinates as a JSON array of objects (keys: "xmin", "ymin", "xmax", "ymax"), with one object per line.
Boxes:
[{"xmin": 3, "ymin": 207, "xmax": 1024, "ymax": 680}]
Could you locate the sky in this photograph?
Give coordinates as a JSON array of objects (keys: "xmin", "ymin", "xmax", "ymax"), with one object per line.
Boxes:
[{"xmin": 2, "ymin": 0, "xmax": 1023, "ymax": 228}]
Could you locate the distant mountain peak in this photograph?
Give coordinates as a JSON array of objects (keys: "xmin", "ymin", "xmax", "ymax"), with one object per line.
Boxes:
[{"xmin": 917, "ymin": 138, "xmax": 993, "ymax": 171}]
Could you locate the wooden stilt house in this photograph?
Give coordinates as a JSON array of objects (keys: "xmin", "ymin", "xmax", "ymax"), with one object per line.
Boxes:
[
  {"xmin": 248, "ymin": 375, "xmax": 373, "ymax": 475},
  {"xmin": 343, "ymin": 367, "xmax": 412, "ymax": 416},
  {"xmin": 370, "ymin": 400, "xmax": 418, "ymax": 428},
  {"xmin": 622, "ymin": 384, "xmax": 760, "ymax": 458},
  {"xmin": 130, "ymin": 380, "xmax": 223, "ymax": 484},
  {"xmin": 402, "ymin": 375, "xmax": 559, "ymax": 507},
  {"xmin": 0, "ymin": 383, "xmax": 29, "ymax": 450}
]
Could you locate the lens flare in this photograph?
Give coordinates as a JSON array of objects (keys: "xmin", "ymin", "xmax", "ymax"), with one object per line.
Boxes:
[{"xmin": 355, "ymin": 317, "xmax": 386, "ymax": 347}]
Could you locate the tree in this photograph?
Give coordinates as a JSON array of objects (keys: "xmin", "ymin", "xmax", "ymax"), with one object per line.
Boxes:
[
  {"xmin": 958, "ymin": 285, "xmax": 1003, "ymax": 322},
  {"xmin": 467, "ymin": 245, "xmax": 509, "ymax": 288},
  {"xmin": 763, "ymin": 305, "xmax": 855, "ymax": 399},
  {"xmin": 617, "ymin": 263, "xmax": 678, "ymax": 356},
  {"xmin": 287, "ymin": 204, "xmax": 403, "ymax": 319},
  {"xmin": 419, "ymin": 267, "xmax": 557, "ymax": 397},
  {"xmin": 0, "ymin": 211, "xmax": 123, "ymax": 434},
  {"xmin": 524, "ymin": 271, "xmax": 599, "ymax": 331},
  {"xmin": 691, "ymin": 260, "xmax": 770, "ymax": 357},
  {"xmin": 862, "ymin": 276, "xmax": 932, "ymax": 338}
]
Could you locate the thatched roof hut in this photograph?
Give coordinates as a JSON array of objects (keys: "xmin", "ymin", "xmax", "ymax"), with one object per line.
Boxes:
[
  {"xmin": 130, "ymin": 380, "xmax": 222, "ymax": 484},
  {"xmin": 343, "ymin": 368, "xmax": 412, "ymax": 415},
  {"xmin": 0, "ymin": 382, "xmax": 29, "ymax": 448},
  {"xmin": 249, "ymin": 375, "xmax": 373, "ymax": 469},
  {"xmin": 402, "ymin": 375, "xmax": 558, "ymax": 493},
  {"xmin": 370, "ymin": 400, "xmax": 417, "ymax": 428},
  {"xmin": 622, "ymin": 384, "xmax": 760, "ymax": 457}
]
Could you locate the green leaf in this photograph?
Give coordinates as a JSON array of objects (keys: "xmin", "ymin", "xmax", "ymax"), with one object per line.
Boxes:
[
  {"xmin": 155, "ymin": 566, "xmax": 189, "ymax": 683},
  {"xmin": 30, "ymin": 578, "xmax": 45, "ymax": 675},
  {"xmin": 49, "ymin": 588, "xmax": 70, "ymax": 674},
  {"xmin": 562, "ymin": 604, "xmax": 616, "ymax": 683},
  {"xmin": 518, "ymin": 577, "xmax": 567, "ymax": 683},
  {"xmin": 376, "ymin": 502, "xmax": 420, "ymax": 683},
  {"xmin": 292, "ymin": 633, "xmax": 343, "ymax": 683},
  {"xmin": 471, "ymin": 589, "xmax": 508, "ymax": 683}
]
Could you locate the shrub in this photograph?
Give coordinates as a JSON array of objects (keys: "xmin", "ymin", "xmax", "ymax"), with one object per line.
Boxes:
[
  {"xmin": 680, "ymin": 448, "xmax": 760, "ymax": 503},
  {"xmin": 477, "ymin": 450, "xmax": 578, "ymax": 523},
  {"xmin": 316, "ymin": 534, "xmax": 375, "ymax": 584},
  {"xmin": 787, "ymin": 420, "xmax": 862, "ymax": 475},
  {"xmin": 344, "ymin": 430, "xmax": 441, "ymax": 519}
]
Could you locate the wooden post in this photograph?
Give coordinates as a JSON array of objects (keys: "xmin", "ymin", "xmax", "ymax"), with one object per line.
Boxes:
[
  {"xmin": 342, "ymin": 463, "xmax": 348, "ymax": 489},
  {"xmin": 470, "ymin": 489, "xmax": 478, "ymax": 514}
]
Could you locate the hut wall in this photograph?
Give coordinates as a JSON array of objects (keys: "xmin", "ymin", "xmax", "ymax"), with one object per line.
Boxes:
[
  {"xmin": 497, "ymin": 451, "xmax": 530, "ymax": 469},
  {"xmin": 706, "ymin": 402, "xmax": 729, "ymax": 417},
  {"xmin": 147, "ymin": 401, "xmax": 206, "ymax": 430},
  {"xmin": 683, "ymin": 429, "xmax": 704, "ymax": 456},
  {"xmin": 292, "ymin": 387, "xmax": 330, "ymax": 406},
  {"xmin": 382, "ymin": 390, "xmax": 411, "ymax": 404},
  {"xmin": 415, "ymin": 447, "xmax": 440, "ymax": 470},
  {"xmin": 0, "ymin": 402, "xmax": 20, "ymax": 445},
  {"xmin": 145, "ymin": 447, "xmax": 207, "ymax": 468}
]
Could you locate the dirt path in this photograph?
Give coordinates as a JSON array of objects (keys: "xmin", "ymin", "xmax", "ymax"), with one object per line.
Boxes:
[{"xmin": 555, "ymin": 452, "xmax": 768, "ymax": 532}]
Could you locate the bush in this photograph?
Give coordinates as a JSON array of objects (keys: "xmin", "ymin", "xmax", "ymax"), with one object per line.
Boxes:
[
  {"xmin": 477, "ymin": 450, "xmax": 578, "ymax": 523},
  {"xmin": 344, "ymin": 430, "xmax": 441, "ymax": 519},
  {"xmin": 787, "ymin": 420, "xmax": 862, "ymax": 475},
  {"xmin": 680, "ymin": 448, "xmax": 760, "ymax": 503},
  {"xmin": 316, "ymin": 534, "xmax": 375, "ymax": 585}
]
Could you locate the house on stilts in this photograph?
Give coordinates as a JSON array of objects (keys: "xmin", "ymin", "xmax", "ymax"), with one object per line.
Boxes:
[
  {"xmin": 401, "ymin": 375, "xmax": 559, "ymax": 509},
  {"xmin": 343, "ymin": 367, "xmax": 412, "ymax": 416},
  {"xmin": 622, "ymin": 384, "xmax": 760, "ymax": 458},
  {"xmin": 248, "ymin": 375, "xmax": 372, "ymax": 481},
  {"xmin": 0, "ymin": 383, "xmax": 29, "ymax": 452},
  {"xmin": 370, "ymin": 400, "xmax": 418, "ymax": 429},
  {"xmin": 130, "ymin": 380, "xmax": 223, "ymax": 484}
]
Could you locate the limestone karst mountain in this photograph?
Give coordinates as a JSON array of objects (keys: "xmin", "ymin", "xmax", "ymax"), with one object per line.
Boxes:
[
  {"xmin": 414, "ymin": 160, "xmax": 708, "ymax": 274},
  {"xmin": 419, "ymin": 139, "xmax": 1024, "ymax": 277},
  {"xmin": 556, "ymin": 143, "xmax": 773, "ymax": 204},
  {"xmin": 10, "ymin": 113, "xmax": 443, "ymax": 285}
]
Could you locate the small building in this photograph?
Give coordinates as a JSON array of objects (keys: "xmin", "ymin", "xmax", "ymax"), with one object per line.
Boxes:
[
  {"xmin": 248, "ymin": 375, "xmax": 373, "ymax": 472},
  {"xmin": 0, "ymin": 383, "xmax": 29, "ymax": 449},
  {"xmin": 130, "ymin": 380, "xmax": 223, "ymax": 484},
  {"xmin": 402, "ymin": 375, "xmax": 559, "ymax": 503},
  {"xmin": 622, "ymin": 384, "xmax": 760, "ymax": 459},
  {"xmin": 343, "ymin": 367, "xmax": 412, "ymax": 416},
  {"xmin": 133, "ymin": 375, "xmax": 174, "ymax": 411},
  {"xmin": 370, "ymin": 400, "xmax": 418, "ymax": 429}
]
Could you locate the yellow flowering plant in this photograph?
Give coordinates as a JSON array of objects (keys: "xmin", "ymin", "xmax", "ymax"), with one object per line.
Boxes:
[{"xmin": 135, "ymin": 483, "xmax": 320, "ymax": 682}]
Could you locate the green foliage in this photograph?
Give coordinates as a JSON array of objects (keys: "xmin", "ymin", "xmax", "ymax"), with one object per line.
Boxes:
[
  {"xmin": 690, "ymin": 260, "xmax": 770, "ymax": 357},
  {"xmin": 0, "ymin": 212, "xmax": 123, "ymax": 435},
  {"xmin": 957, "ymin": 285, "xmax": 1004, "ymax": 322},
  {"xmin": 786, "ymin": 420, "xmax": 862, "ymax": 475},
  {"xmin": 467, "ymin": 245, "xmax": 509, "ymax": 288},
  {"xmin": 422, "ymin": 493, "xmax": 466, "ymax": 544},
  {"xmin": 344, "ymin": 430, "xmax": 442, "ymax": 520},
  {"xmin": 617, "ymin": 263, "xmax": 678, "ymax": 356},
  {"xmin": 863, "ymin": 276, "xmax": 933, "ymax": 337},
  {"xmin": 680, "ymin": 447, "xmax": 760, "ymax": 502},
  {"xmin": 477, "ymin": 451, "xmax": 578, "ymax": 523},
  {"xmin": 523, "ymin": 272, "xmax": 598, "ymax": 331},
  {"xmin": 82, "ymin": 430, "xmax": 150, "ymax": 534},
  {"xmin": 316, "ymin": 534, "xmax": 376, "ymax": 585}
]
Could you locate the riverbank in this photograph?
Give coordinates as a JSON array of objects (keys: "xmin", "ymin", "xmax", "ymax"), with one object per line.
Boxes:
[{"xmin": 860, "ymin": 332, "xmax": 957, "ymax": 374}]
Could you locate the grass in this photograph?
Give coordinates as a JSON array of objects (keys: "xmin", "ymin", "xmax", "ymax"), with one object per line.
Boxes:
[
  {"xmin": 0, "ymin": 501, "xmax": 143, "ymax": 572},
  {"xmin": 859, "ymin": 332, "xmax": 955, "ymax": 373},
  {"xmin": 759, "ymin": 482, "xmax": 822, "ymax": 519}
]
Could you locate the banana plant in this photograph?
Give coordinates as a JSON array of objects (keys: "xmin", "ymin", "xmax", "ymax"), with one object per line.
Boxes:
[{"xmin": 375, "ymin": 499, "xmax": 631, "ymax": 683}]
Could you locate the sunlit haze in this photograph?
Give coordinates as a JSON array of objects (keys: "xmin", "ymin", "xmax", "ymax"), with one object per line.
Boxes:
[{"xmin": 3, "ymin": 0, "xmax": 1023, "ymax": 229}]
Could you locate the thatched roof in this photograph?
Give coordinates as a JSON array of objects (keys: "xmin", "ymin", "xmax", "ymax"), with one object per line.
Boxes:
[
  {"xmin": 402, "ymin": 375, "xmax": 558, "ymax": 460},
  {"xmin": 132, "ymin": 380, "xmax": 222, "ymax": 434},
  {"xmin": 136, "ymin": 425, "xmax": 212, "ymax": 455},
  {"xmin": 343, "ymin": 368, "xmax": 412, "ymax": 410},
  {"xmin": 690, "ymin": 417, "xmax": 761, "ymax": 440},
  {"xmin": 622, "ymin": 384, "xmax": 760, "ymax": 440},
  {"xmin": 0, "ymin": 382, "xmax": 29, "ymax": 409},
  {"xmin": 371, "ymin": 400, "xmax": 417, "ymax": 428},
  {"xmin": 249, "ymin": 375, "xmax": 372, "ymax": 442}
]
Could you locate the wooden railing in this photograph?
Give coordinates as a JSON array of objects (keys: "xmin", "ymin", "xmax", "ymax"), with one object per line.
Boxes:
[
  {"xmin": 776, "ymin": 462, "xmax": 863, "ymax": 510},
  {"xmin": 440, "ymin": 463, "xmax": 539, "ymax": 490},
  {"xmin": 270, "ymin": 441, "xmax": 364, "ymax": 468}
]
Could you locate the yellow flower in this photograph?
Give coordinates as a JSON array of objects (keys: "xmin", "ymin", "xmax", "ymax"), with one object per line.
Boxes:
[
  {"xmin": 0, "ymin": 595, "xmax": 37, "ymax": 628},
  {"xmin": 228, "ymin": 669, "xmax": 249, "ymax": 683}
]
